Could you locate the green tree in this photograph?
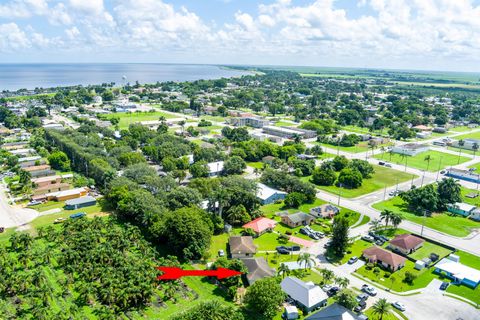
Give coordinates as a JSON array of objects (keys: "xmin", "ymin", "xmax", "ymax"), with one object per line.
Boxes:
[
  {"xmin": 278, "ymin": 263, "xmax": 290, "ymax": 278},
  {"xmin": 190, "ymin": 161, "xmax": 209, "ymax": 178},
  {"xmin": 222, "ymin": 156, "xmax": 246, "ymax": 175},
  {"xmin": 312, "ymin": 167, "xmax": 336, "ymax": 186},
  {"xmin": 457, "ymin": 139, "xmax": 465, "ymax": 164},
  {"xmin": 297, "ymin": 253, "xmax": 315, "ymax": 270},
  {"xmin": 437, "ymin": 178, "xmax": 462, "ymax": 209},
  {"xmin": 329, "ymin": 217, "xmax": 349, "ymax": 257},
  {"xmin": 424, "ymin": 155, "xmax": 433, "ymax": 171},
  {"xmin": 335, "ymin": 288, "xmax": 357, "ymax": 309},
  {"xmin": 332, "ymin": 155, "xmax": 349, "ymax": 171},
  {"xmin": 171, "ymin": 300, "xmax": 244, "ymax": 320},
  {"xmin": 47, "ymin": 151, "xmax": 71, "ymax": 171},
  {"xmin": 335, "ymin": 277, "xmax": 350, "ymax": 289},
  {"xmin": 337, "ymin": 167, "xmax": 363, "ymax": 189},
  {"xmin": 244, "ymin": 277, "xmax": 285, "ymax": 319},
  {"xmin": 380, "ymin": 209, "xmax": 394, "ymax": 228},
  {"xmin": 372, "ymin": 298, "xmax": 392, "ymax": 320},
  {"xmin": 284, "ymin": 192, "xmax": 307, "ymax": 208},
  {"xmin": 391, "ymin": 212, "xmax": 403, "ymax": 229},
  {"xmin": 319, "ymin": 268, "xmax": 335, "ymax": 284}
]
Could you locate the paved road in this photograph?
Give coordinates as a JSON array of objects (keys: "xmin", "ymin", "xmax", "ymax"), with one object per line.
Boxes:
[
  {"xmin": 306, "ymin": 239, "xmax": 480, "ymax": 320},
  {"xmin": 0, "ymin": 183, "xmax": 38, "ymax": 228}
]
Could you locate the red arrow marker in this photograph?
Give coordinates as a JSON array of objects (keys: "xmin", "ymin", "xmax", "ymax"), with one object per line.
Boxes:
[{"xmin": 156, "ymin": 267, "xmax": 243, "ymax": 280}]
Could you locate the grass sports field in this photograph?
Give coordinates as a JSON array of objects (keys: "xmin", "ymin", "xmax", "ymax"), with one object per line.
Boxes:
[
  {"xmin": 374, "ymin": 150, "xmax": 470, "ymax": 171},
  {"xmin": 104, "ymin": 111, "xmax": 177, "ymax": 129}
]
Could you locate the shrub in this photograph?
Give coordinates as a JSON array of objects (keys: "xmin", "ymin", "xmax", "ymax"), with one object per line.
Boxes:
[
  {"xmin": 384, "ymin": 272, "xmax": 391, "ymax": 278},
  {"xmin": 366, "ymin": 263, "xmax": 374, "ymax": 270},
  {"xmin": 285, "ymin": 230, "xmax": 292, "ymax": 235},
  {"xmin": 403, "ymin": 271, "xmax": 417, "ymax": 284}
]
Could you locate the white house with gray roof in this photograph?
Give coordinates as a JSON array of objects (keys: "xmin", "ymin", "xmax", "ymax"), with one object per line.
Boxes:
[{"xmin": 280, "ymin": 277, "xmax": 328, "ymax": 313}]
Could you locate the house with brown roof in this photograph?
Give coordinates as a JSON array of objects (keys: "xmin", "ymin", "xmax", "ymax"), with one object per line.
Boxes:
[
  {"xmin": 242, "ymin": 217, "xmax": 277, "ymax": 236},
  {"xmin": 362, "ymin": 246, "xmax": 406, "ymax": 272},
  {"xmin": 229, "ymin": 236, "xmax": 257, "ymax": 259},
  {"xmin": 242, "ymin": 257, "xmax": 276, "ymax": 285},
  {"xmin": 388, "ymin": 234, "xmax": 425, "ymax": 255},
  {"xmin": 280, "ymin": 212, "xmax": 315, "ymax": 228}
]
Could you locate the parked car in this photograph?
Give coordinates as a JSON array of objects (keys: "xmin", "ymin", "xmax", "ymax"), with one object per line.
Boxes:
[
  {"xmin": 327, "ymin": 286, "xmax": 340, "ymax": 296},
  {"xmin": 385, "ymin": 163, "xmax": 392, "ymax": 168},
  {"xmin": 218, "ymin": 250, "xmax": 225, "ymax": 257},
  {"xmin": 378, "ymin": 161, "xmax": 385, "ymax": 166},
  {"xmin": 27, "ymin": 200, "xmax": 42, "ymax": 206},
  {"xmin": 69, "ymin": 212, "xmax": 86, "ymax": 219},
  {"xmin": 440, "ymin": 170, "xmax": 446, "ymax": 174},
  {"xmin": 309, "ymin": 233, "xmax": 320, "ymax": 240},
  {"xmin": 440, "ymin": 282, "xmax": 450, "ymax": 290},
  {"xmin": 276, "ymin": 247, "xmax": 290, "ymax": 254},
  {"xmin": 356, "ymin": 293, "xmax": 369, "ymax": 302},
  {"xmin": 379, "ymin": 235, "xmax": 390, "ymax": 242},
  {"xmin": 348, "ymin": 256, "xmax": 358, "ymax": 264},
  {"xmin": 300, "ymin": 228, "xmax": 309, "ymax": 235},
  {"xmin": 392, "ymin": 301, "xmax": 406, "ymax": 311},
  {"xmin": 322, "ymin": 284, "xmax": 333, "ymax": 292},
  {"xmin": 314, "ymin": 231, "xmax": 325, "ymax": 238},
  {"xmin": 354, "ymin": 300, "xmax": 367, "ymax": 312},
  {"xmin": 375, "ymin": 239, "xmax": 385, "ymax": 246},
  {"xmin": 361, "ymin": 235, "xmax": 374, "ymax": 242},
  {"xmin": 291, "ymin": 245, "xmax": 301, "ymax": 251},
  {"xmin": 53, "ymin": 217, "xmax": 67, "ymax": 224},
  {"xmin": 362, "ymin": 284, "xmax": 378, "ymax": 296}
]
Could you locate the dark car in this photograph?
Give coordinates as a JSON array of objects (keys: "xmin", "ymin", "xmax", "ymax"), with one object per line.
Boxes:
[
  {"xmin": 354, "ymin": 300, "xmax": 367, "ymax": 312},
  {"xmin": 375, "ymin": 239, "xmax": 385, "ymax": 246},
  {"xmin": 327, "ymin": 286, "xmax": 340, "ymax": 296},
  {"xmin": 276, "ymin": 246, "xmax": 291, "ymax": 254},
  {"xmin": 368, "ymin": 231, "xmax": 380, "ymax": 240},
  {"xmin": 356, "ymin": 293, "xmax": 369, "ymax": 302},
  {"xmin": 378, "ymin": 161, "xmax": 385, "ymax": 166},
  {"xmin": 300, "ymin": 228, "xmax": 310, "ymax": 235},
  {"xmin": 440, "ymin": 282, "xmax": 449, "ymax": 290},
  {"xmin": 291, "ymin": 245, "xmax": 301, "ymax": 251},
  {"xmin": 309, "ymin": 233, "xmax": 320, "ymax": 240},
  {"xmin": 379, "ymin": 235, "xmax": 389, "ymax": 242}
]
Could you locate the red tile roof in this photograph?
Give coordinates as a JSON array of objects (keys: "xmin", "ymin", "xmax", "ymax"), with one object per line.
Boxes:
[
  {"xmin": 363, "ymin": 246, "xmax": 406, "ymax": 267},
  {"xmin": 390, "ymin": 234, "xmax": 424, "ymax": 251},
  {"xmin": 242, "ymin": 217, "xmax": 277, "ymax": 233}
]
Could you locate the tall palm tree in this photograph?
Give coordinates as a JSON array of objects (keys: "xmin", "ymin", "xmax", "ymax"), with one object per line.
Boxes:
[
  {"xmin": 391, "ymin": 212, "xmax": 403, "ymax": 229},
  {"xmin": 179, "ymin": 120, "xmax": 186, "ymax": 135},
  {"xmin": 424, "ymin": 155, "xmax": 433, "ymax": 171},
  {"xmin": 335, "ymin": 277, "xmax": 350, "ymax": 289},
  {"xmin": 319, "ymin": 268, "xmax": 335, "ymax": 284},
  {"xmin": 458, "ymin": 139, "xmax": 465, "ymax": 164},
  {"xmin": 369, "ymin": 218, "xmax": 382, "ymax": 231},
  {"xmin": 372, "ymin": 298, "xmax": 392, "ymax": 320},
  {"xmin": 380, "ymin": 209, "xmax": 394, "ymax": 228},
  {"xmin": 278, "ymin": 263, "xmax": 290, "ymax": 279},
  {"xmin": 473, "ymin": 142, "xmax": 479, "ymax": 158},
  {"xmin": 400, "ymin": 153, "xmax": 408, "ymax": 171},
  {"xmin": 297, "ymin": 253, "xmax": 315, "ymax": 270}
]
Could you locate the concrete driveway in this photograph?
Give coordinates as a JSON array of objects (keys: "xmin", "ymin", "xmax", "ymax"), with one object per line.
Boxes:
[{"xmin": 0, "ymin": 184, "xmax": 38, "ymax": 228}]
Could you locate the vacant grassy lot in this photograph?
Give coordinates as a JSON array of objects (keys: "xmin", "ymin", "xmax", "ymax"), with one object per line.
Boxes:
[
  {"xmin": 274, "ymin": 121, "xmax": 297, "ymax": 127},
  {"xmin": 356, "ymin": 260, "xmax": 437, "ymax": 292},
  {"xmin": 374, "ymin": 150, "xmax": 470, "ymax": 171},
  {"xmin": 319, "ymin": 141, "xmax": 391, "ymax": 154},
  {"xmin": 454, "ymin": 131, "xmax": 480, "ymax": 140},
  {"xmin": 313, "ymin": 165, "xmax": 415, "ymax": 198},
  {"xmin": 372, "ymin": 196, "xmax": 480, "ymax": 237},
  {"xmin": 409, "ymin": 241, "xmax": 453, "ymax": 261},
  {"xmin": 104, "ymin": 111, "xmax": 177, "ymax": 129}
]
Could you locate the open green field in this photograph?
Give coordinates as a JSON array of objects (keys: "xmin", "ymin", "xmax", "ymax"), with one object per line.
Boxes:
[
  {"xmin": 104, "ymin": 111, "xmax": 177, "ymax": 129},
  {"xmin": 372, "ymin": 196, "xmax": 480, "ymax": 237},
  {"xmin": 356, "ymin": 260, "xmax": 437, "ymax": 292},
  {"xmin": 454, "ymin": 131, "xmax": 480, "ymax": 141},
  {"xmin": 343, "ymin": 125, "xmax": 372, "ymax": 134},
  {"xmin": 394, "ymin": 81, "xmax": 480, "ymax": 89},
  {"xmin": 374, "ymin": 150, "xmax": 470, "ymax": 171},
  {"xmin": 313, "ymin": 165, "xmax": 415, "ymax": 198},
  {"xmin": 409, "ymin": 241, "xmax": 453, "ymax": 261},
  {"xmin": 274, "ymin": 121, "xmax": 298, "ymax": 127},
  {"xmin": 449, "ymin": 126, "xmax": 475, "ymax": 133}
]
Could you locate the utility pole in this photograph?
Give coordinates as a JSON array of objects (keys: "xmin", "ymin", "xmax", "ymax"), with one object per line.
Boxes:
[
  {"xmin": 436, "ymin": 158, "xmax": 443, "ymax": 181},
  {"xmin": 421, "ymin": 170, "xmax": 425, "ymax": 187},
  {"xmin": 420, "ymin": 210, "xmax": 428, "ymax": 237},
  {"xmin": 383, "ymin": 184, "xmax": 387, "ymax": 200}
]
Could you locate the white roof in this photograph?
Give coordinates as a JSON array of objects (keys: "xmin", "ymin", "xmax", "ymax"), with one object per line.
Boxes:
[
  {"xmin": 18, "ymin": 156, "xmax": 41, "ymax": 162},
  {"xmin": 285, "ymin": 305, "xmax": 298, "ymax": 314},
  {"xmin": 281, "ymin": 261, "xmax": 313, "ymax": 270},
  {"xmin": 280, "ymin": 277, "xmax": 328, "ymax": 308},
  {"xmin": 45, "ymin": 187, "xmax": 87, "ymax": 198},
  {"xmin": 207, "ymin": 161, "xmax": 224, "ymax": 174},
  {"xmin": 436, "ymin": 257, "xmax": 480, "ymax": 284},
  {"xmin": 257, "ymin": 183, "xmax": 287, "ymax": 201},
  {"xmin": 450, "ymin": 202, "xmax": 477, "ymax": 212}
]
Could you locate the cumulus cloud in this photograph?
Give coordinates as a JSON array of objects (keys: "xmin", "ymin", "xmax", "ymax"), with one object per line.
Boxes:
[
  {"xmin": 1, "ymin": 0, "xmax": 480, "ymax": 69},
  {"xmin": 0, "ymin": 23, "xmax": 30, "ymax": 51}
]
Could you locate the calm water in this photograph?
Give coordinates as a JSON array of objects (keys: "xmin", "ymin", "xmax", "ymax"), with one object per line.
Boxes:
[{"xmin": 0, "ymin": 64, "xmax": 250, "ymax": 91}]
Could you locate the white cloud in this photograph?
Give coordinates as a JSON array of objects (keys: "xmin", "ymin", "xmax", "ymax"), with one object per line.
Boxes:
[
  {"xmin": 69, "ymin": 0, "xmax": 105, "ymax": 15},
  {"xmin": 0, "ymin": 0, "xmax": 48, "ymax": 18},
  {"xmin": 0, "ymin": 23, "xmax": 30, "ymax": 51}
]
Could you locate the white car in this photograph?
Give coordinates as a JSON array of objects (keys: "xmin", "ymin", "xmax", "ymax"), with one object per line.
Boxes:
[
  {"xmin": 362, "ymin": 284, "xmax": 378, "ymax": 296},
  {"xmin": 322, "ymin": 284, "xmax": 333, "ymax": 292},
  {"xmin": 392, "ymin": 301, "xmax": 406, "ymax": 311}
]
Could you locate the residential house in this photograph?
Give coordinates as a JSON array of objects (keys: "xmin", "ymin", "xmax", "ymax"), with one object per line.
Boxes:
[
  {"xmin": 435, "ymin": 255, "xmax": 480, "ymax": 288},
  {"xmin": 450, "ymin": 138, "xmax": 480, "ymax": 151},
  {"xmin": 391, "ymin": 143, "xmax": 429, "ymax": 156},
  {"xmin": 388, "ymin": 234, "xmax": 425, "ymax": 255},
  {"xmin": 309, "ymin": 204, "xmax": 340, "ymax": 219},
  {"xmin": 362, "ymin": 246, "xmax": 406, "ymax": 272},
  {"xmin": 242, "ymin": 257, "xmax": 276, "ymax": 285},
  {"xmin": 280, "ymin": 212, "xmax": 315, "ymax": 228},
  {"xmin": 446, "ymin": 168, "xmax": 480, "ymax": 184},
  {"xmin": 24, "ymin": 165, "xmax": 56, "ymax": 178},
  {"xmin": 447, "ymin": 202, "xmax": 477, "ymax": 217},
  {"xmin": 257, "ymin": 183, "xmax": 287, "ymax": 205},
  {"xmin": 64, "ymin": 196, "xmax": 97, "ymax": 210},
  {"xmin": 228, "ymin": 236, "xmax": 257, "ymax": 259},
  {"xmin": 32, "ymin": 175, "xmax": 62, "ymax": 188},
  {"xmin": 230, "ymin": 117, "xmax": 269, "ymax": 128},
  {"xmin": 280, "ymin": 277, "xmax": 328, "ymax": 313},
  {"xmin": 242, "ymin": 217, "xmax": 277, "ymax": 236},
  {"xmin": 262, "ymin": 126, "xmax": 317, "ymax": 139},
  {"xmin": 206, "ymin": 161, "xmax": 224, "ymax": 177},
  {"xmin": 45, "ymin": 187, "xmax": 89, "ymax": 202},
  {"xmin": 305, "ymin": 303, "xmax": 366, "ymax": 320}
]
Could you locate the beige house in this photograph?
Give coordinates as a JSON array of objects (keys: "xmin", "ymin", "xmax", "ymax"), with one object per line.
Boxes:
[{"xmin": 229, "ymin": 236, "xmax": 257, "ymax": 259}]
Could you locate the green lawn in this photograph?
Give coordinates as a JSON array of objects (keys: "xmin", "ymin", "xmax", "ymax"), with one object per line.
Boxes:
[
  {"xmin": 449, "ymin": 126, "xmax": 476, "ymax": 133},
  {"xmin": 319, "ymin": 141, "xmax": 391, "ymax": 154},
  {"xmin": 253, "ymin": 231, "xmax": 296, "ymax": 251},
  {"xmin": 104, "ymin": 111, "xmax": 177, "ymax": 129},
  {"xmin": 409, "ymin": 241, "xmax": 453, "ymax": 261},
  {"xmin": 364, "ymin": 307, "xmax": 407, "ymax": 320},
  {"xmin": 343, "ymin": 125, "xmax": 371, "ymax": 134},
  {"xmin": 274, "ymin": 121, "xmax": 298, "ymax": 127},
  {"xmin": 454, "ymin": 131, "xmax": 480, "ymax": 140},
  {"xmin": 313, "ymin": 165, "xmax": 415, "ymax": 198},
  {"xmin": 372, "ymin": 196, "xmax": 480, "ymax": 237},
  {"xmin": 246, "ymin": 161, "xmax": 264, "ymax": 169},
  {"xmin": 356, "ymin": 215, "xmax": 371, "ymax": 227},
  {"xmin": 338, "ymin": 239, "xmax": 375, "ymax": 264},
  {"xmin": 356, "ymin": 260, "xmax": 437, "ymax": 292},
  {"xmin": 374, "ymin": 150, "xmax": 470, "ymax": 171}
]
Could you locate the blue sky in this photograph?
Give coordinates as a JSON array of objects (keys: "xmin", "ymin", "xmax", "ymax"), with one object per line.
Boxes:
[{"xmin": 1, "ymin": 0, "xmax": 480, "ymax": 71}]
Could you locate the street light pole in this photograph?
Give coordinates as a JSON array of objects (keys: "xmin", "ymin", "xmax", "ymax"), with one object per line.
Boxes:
[
  {"xmin": 421, "ymin": 170, "xmax": 425, "ymax": 187},
  {"xmin": 383, "ymin": 184, "xmax": 387, "ymax": 200},
  {"xmin": 436, "ymin": 158, "xmax": 443, "ymax": 181},
  {"xmin": 420, "ymin": 210, "xmax": 427, "ymax": 237}
]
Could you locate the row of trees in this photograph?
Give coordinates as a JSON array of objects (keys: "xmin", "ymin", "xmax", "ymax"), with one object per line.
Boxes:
[{"xmin": 312, "ymin": 156, "xmax": 374, "ymax": 189}]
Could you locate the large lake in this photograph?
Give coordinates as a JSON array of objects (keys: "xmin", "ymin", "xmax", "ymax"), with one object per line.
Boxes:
[{"xmin": 0, "ymin": 64, "xmax": 250, "ymax": 91}]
